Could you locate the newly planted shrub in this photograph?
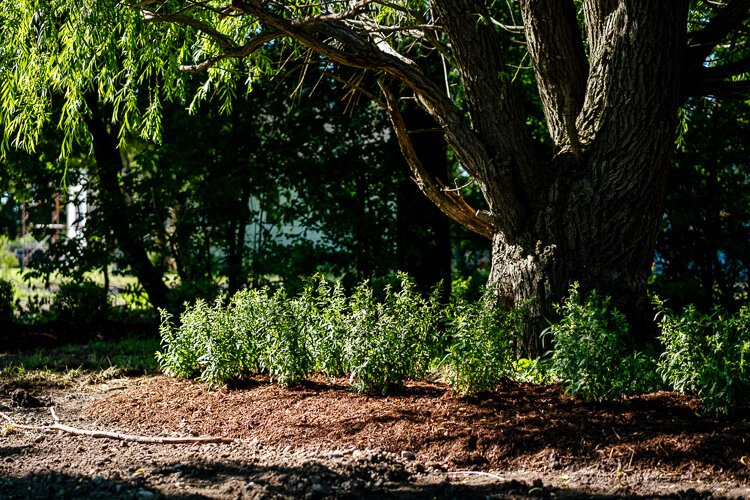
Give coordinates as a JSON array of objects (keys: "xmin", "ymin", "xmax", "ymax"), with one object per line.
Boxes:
[
  {"xmin": 548, "ymin": 284, "xmax": 659, "ymax": 401},
  {"xmin": 260, "ymin": 289, "xmax": 314, "ymax": 386},
  {"xmin": 303, "ymin": 277, "xmax": 349, "ymax": 376},
  {"xmin": 658, "ymin": 303, "xmax": 750, "ymax": 415},
  {"xmin": 157, "ymin": 300, "xmax": 213, "ymax": 379},
  {"xmin": 344, "ymin": 275, "xmax": 441, "ymax": 394},
  {"xmin": 443, "ymin": 293, "xmax": 520, "ymax": 395}
]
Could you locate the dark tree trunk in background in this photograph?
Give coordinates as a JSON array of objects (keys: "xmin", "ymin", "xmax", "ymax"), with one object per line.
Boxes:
[
  {"xmin": 226, "ymin": 176, "xmax": 252, "ymax": 295},
  {"xmin": 84, "ymin": 93, "xmax": 170, "ymax": 311},
  {"xmin": 396, "ymin": 102, "xmax": 452, "ymax": 298}
]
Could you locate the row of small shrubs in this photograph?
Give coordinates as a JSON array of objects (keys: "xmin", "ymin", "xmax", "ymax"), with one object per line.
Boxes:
[
  {"xmin": 547, "ymin": 284, "xmax": 749, "ymax": 415},
  {"xmin": 158, "ymin": 274, "xmax": 521, "ymax": 395},
  {"xmin": 158, "ymin": 275, "xmax": 749, "ymax": 414}
]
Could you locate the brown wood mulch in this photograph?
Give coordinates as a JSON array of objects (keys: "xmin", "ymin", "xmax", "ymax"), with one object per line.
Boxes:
[{"xmin": 87, "ymin": 375, "xmax": 750, "ymax": 482}]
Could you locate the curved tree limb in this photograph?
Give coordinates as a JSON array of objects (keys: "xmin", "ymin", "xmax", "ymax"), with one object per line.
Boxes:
[
  {"xmin": 139, "ymin": 0, "xmax": 529, "ymax": 236},
  {"xmin": 431, "ymin": 0, "xmax": 538, "ymax": 213},
  {"xmin": 141, "ymin": 9, "xmax": 238, "ymax": 51},
  {"xmin": 379, "ymin": 82, "xmax": 496, "ymax": 240},
  {"xmin": 178, "ymin": 29, "xmax": 280, "ymax": 73}
]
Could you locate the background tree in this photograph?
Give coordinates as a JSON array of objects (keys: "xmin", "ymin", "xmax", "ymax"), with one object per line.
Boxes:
[{"xmin": 652, "ymin": 98, "xmax": 750, "ymax": 312}]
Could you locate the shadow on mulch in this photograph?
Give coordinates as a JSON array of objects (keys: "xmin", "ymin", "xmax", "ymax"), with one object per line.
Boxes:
[{"xmin": 87, "ymin": 376, "xmax": 750, "ymax": 483}]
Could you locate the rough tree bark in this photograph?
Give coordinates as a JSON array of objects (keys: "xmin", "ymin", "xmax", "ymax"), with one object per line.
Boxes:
[{"xmin": 472, "ymin": 0, "xmax": 687, "ymax": 353}]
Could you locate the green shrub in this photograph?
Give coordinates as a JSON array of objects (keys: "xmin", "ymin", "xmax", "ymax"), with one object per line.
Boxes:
[
  {"xmin": 0, "ymin": 235, "xmax": 18, "ymax": 275},
  {"xmin": 344, "ymin": 275, "xmax": 441, "ymax": 394},
  {"xmin": 443, "ymin": 293, "xmax": 520, "ymax": 395},
  {"xmin": 158, "ymin": 291, "xmax": 266, "ymax": 384},
  {"xmin": 657, "ymin": 303, "xmax": 750, "ymax": 415},
  {"xmin": 0, "ymin": 277, "xmax": 16, "ymax": 321},
  {"xmin": 260, "ymin": 289, "xmax": 314, "ymax": 386},
  {"xmin": 54, "ymin": 279, "xmax": 110, "ymax": 325},
  {"xmin": 302, "ymin": 276, "xmax": 349, "ymax": 376},
  {"xmin": 157, "ymin": 301, "xmax": 211, "ymax": 379},
  {"xmin": 548, "ymin": 284, "xmax": 659, "ymax": 401}
]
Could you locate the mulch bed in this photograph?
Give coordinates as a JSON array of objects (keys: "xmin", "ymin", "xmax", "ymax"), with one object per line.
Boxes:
[{"xmin": 86, "ymin": 375, "xmax": 750, "ymax": 483}]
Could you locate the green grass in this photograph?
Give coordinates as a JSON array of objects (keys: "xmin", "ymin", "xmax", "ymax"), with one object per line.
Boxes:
[{"xmin": 0, "ymin": 337, "xmax": 160, "ymax": 377}]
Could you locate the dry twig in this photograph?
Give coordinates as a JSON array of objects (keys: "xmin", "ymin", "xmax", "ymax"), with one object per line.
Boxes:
[{"xmin": 0, "ymin": 408, "xmax": 233, "ymax": 444}]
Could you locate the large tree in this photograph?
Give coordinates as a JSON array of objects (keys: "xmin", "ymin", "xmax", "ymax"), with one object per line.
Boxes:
[{"xmin": 2, "ymin": 1, "xmax": 749, "ymax": 351}]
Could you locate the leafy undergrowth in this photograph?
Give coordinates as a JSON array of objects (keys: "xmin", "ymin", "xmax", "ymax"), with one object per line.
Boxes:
[
  {"xmin": 159, "ymin": 276, "xmax": 750, "ymax": 415},
  {"xmin": 158, "ymin": 275, "xmax": 525, "ymax": 396}
]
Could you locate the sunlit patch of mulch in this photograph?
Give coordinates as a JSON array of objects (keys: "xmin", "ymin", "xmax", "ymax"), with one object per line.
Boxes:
[{"xmin": 87, "ymin": 375, "xmax": 750, "ymax": 482}]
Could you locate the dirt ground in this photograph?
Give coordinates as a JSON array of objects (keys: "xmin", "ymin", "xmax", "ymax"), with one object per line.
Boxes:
[{"xmin": 1, "ymin": 373, "xmax": 750, "ymax": 499}]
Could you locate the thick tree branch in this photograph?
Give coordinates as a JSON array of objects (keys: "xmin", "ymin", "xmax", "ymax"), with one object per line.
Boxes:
[
  {"xmin": 141, "ymin": 9, "xmax": 238, "ymax": 51},
  {"xmin": 578, "ymin": 1, "xmax": 688, "ymax": 149},
  {"xmin": 379, "ymin": 83, "xmax": 496, "ymax": 240},
  {"xmin": 178, "ymin": 30, "xmax": 279, "ymax": 72},
  {"xmin": 431, "ymin": 0, "xmax": 539, "ymax": 212},
  {"xmin": 519, "ymin": 0, "xmax": 587, "ymax": 161},
  {"xmin": 137, "ymin": 0, "xmax": 533, "ymax": 236},
  {"xmin": 224, "ymin": 0, "xmax": 525, "ymax": 235}
]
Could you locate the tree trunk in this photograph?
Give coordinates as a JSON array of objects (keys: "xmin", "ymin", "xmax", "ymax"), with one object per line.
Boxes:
[
  {"xmin": 487, "ymin": 150, "xmax": 670, "ymax": 356},
  {"xmin": 84, "ymin": 93, "xmax": 170, "ymax": 311},
  {"xmin": 396, "ymin": 103, "xmax": 452, "ymax": 298},
  {"xmin": 226, "ymin": 177, "xmax": 251, "ymax": 295},
  {"xmin": 478, "ymin": 1, "xmax": 689, "ymax": 356}
]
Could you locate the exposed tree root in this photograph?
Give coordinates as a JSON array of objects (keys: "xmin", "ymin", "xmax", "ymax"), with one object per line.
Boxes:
[{"xmin": 0, "ymin": 408, "xmax": 234, "ymax": 444}]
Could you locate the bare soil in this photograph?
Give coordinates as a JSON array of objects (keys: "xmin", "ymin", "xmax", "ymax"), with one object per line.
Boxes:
[{"xmin": 1, "ymin": 374, "xmax": 750, "ymax": 499}]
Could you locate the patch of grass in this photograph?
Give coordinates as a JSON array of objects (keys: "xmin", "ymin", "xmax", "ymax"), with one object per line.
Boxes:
[
  {"xmin": 0, "ymin": 362, "xmax": 83, "ymax": 390},
  {"xmin": 1, "ymin": 337, "xmax": 160, "ymax": 376}
]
